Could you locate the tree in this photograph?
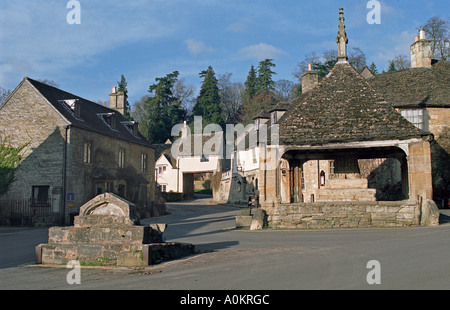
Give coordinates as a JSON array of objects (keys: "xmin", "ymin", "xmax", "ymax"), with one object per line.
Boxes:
[
  {"xmin": 243, "ymin": 65, "xmax": 257, "ymax": 103},
  {"xmin": 218, "ymin": 73, "xmax": 244, "ymax": 124},
  {"xmin": 421, "ymin": 15, "xmax": 450, "ymax": 61},
  {"xmin": 369, "ymin": 62, "xmax": 379, "ymax": 75},
  {"xmin": 0, "ymin": 87, "xmax": 12, "ymax": 106},
  {"xmin": 0, "ymin": 136, "xmax": 29, "ymax": 195},
  {"xmin": 387, "ymin": 55, "xmax": 410, "ymax": 72},
  {"xmin": 117, "ymin": 75, "xmax": 132, "ymax": 120},
  {"xmin": 240, "ymin": 60, "xmax": 278, "ymax": 124},
  {"xmin": 274, "ymin": 79, "xmax": 296, "ymax": 101},
  {"xmin": 348, "ymin": 47, "xmax": 367, "ymax": 70},
  {"xmin": 255, "ymin": 59, "xmax": 276, "ymax": 93},
  {"xmin": 172, "ymin": 78, "xmax": 196, "ymax": 118},
  {"xmin": 387, "ymin": 60, "xmax": 397, "ymax": 72},
  {"xmin": 192, "ymin": 66, "xmax": 223, "ymax": 127},
  {"xmin": 145, "ymin": 71, "xmax": 187, "ymax": 143}
]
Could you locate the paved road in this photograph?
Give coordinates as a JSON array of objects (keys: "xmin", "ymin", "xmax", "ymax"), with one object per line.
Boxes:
[{"xmin": 1, "ymin": 198, "xmax": 450, "ymax": 290}]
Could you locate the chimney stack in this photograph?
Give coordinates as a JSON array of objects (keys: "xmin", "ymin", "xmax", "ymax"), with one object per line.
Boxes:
[
  {"xmin": 302, "ymin": 64, "xmax": 319, "ymax": 93},
  {"xmin": 109, "ymin": 86, "xmax": 127, "ymax": 116},
  {"xmin": 410, "ymin": 29, "xmax": 432, "ymax": 68}
]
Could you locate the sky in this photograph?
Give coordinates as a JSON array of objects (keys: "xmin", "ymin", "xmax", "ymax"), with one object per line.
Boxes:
[{"xmin": 0, "ymin": 0, "xmax": 448, "ymax": 107}]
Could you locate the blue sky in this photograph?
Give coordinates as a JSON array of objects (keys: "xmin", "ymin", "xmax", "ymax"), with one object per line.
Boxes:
[{"xmin": 0, "ymin": 0, "xmax": 448, "ymax": 107}]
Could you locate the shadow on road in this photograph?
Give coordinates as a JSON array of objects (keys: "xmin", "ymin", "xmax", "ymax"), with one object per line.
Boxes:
[
  {"xmin": 440, "ymin": 211, "xmax": 450, "ymax": 225},
  {"xmin": 194, "ymin": 240, "xmax": 240, "ymax": 252}
]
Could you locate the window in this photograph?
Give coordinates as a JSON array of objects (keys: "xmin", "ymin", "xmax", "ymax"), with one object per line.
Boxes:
[
  {"xmin": 59, "ymin": 99, "xmax": 82, "ymax": 120},
  {"xmin": 119, "ymin": 148, "xmax": 125, "ymax": 168},
  {"xmin": 141, "ymin": 153, "xmax": 148, "ymax": 173},
  {"xmin": 161, "ymin": 184, "xmax": 167, "ymax": 192},
  {"xmin": 83, "ymin": 141, "xmax": 92, "ymax": 164},
  {"xmin": 32, "ymin": 186, "xmax": 50, "ymax": 206},
  {"xmin": 252, "ymin": 148, "xmax": 257, "ymax": 164},
  {"xmin": 320, "ymin": 170, "xmax": 326, "ymax": 187},
  {"xmin": 400, "ymin": 109, "xmax": 427, "ymax": 130},
  {"xmin": 157, "ymin": 166, "xmax": 167, "ymax": 175},
  {"xmin": 329, "ymin": 160, "xmax": 335, "ymax": 178},
  {"xmin": 98, "ymin": 113, "xmax": 117, "ymax": 130}
]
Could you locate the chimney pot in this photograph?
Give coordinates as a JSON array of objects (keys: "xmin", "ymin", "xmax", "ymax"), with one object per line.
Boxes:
[
  {"xmin": 308, "ymin": 63, "xmax": 312, "ymax": 71},
  {"xmin": 419, "ymin": 29, "xmax": 426, "ymax": 40},
  {"xmin": 415, "ymin": 36, "xmax": 419, "ymax": 42},
  {"xmin": 112, "ymin": 86, "xmax": 117, "ymax": 93}
]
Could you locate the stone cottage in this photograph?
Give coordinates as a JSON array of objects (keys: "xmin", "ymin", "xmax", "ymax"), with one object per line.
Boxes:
[
  {"xmin": 0, "ymin": 79, "xmax": 155, "ymax": 225},
  {"xmin": 367, "ymin": 30, "xmax": 450, "ymax": 208},
  {"xmin": 213, "ymin": 8, "xmax": 437, "ymax": 228},
  {"xmin": 154, "ymin": 123, "xmax": 225, "ymax": 200}
]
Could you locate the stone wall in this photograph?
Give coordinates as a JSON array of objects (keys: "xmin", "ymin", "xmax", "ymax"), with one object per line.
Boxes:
[
  {"xmin": 266, "ymin": 201, "xmax": 421, "ymax": 229},
  {"xmin": 0, "ymin": 80, "xmax": 68, "ymax": 215},
  {"xmin": 427, "ymin": 107, "xmax": 450, "ymax": 141},
  {"xmin": 67, "ymin": 126, "xmax": 155, "ymax": 213}
]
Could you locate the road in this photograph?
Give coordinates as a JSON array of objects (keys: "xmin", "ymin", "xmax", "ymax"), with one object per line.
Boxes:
[{"xmin": 1, "ymin": 197, "xmax": 450, "ymax": 291}]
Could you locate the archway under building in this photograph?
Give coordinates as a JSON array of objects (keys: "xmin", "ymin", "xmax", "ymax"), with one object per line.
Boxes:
[{"xmin": 279, "ymin": 145, "xmax": 409, "ymax": 203}]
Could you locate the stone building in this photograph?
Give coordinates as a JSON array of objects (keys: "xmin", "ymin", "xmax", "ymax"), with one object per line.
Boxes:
[
  {"xmin": 367, "ymin": 31, "xmax": 450, "ymax": 207},
  {"xmin": 0, "ymin": 78, "xmax": 155, "ymax": 225},
  {"xmin": 154, "ymin": 125, "xmax": 224, "ymax": 200},
  {"xmin": 213, "ymin": 8, "xmax": 437, "ymax": 228}
]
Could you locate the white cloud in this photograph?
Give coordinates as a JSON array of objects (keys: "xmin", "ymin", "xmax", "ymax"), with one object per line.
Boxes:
[
  {"xmin": 0, "ymin": 1, "xmax": 177, "ymax": 87},
  {"xmin": 185, "ymin": 39, "xmax": 214, "ymax": 55},
  {"xmin": 239, "ymin": 43, "xmax": 286, "ymax": 60}
]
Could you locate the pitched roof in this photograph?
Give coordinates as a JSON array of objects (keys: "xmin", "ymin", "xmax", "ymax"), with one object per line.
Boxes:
[
  {"xmin": 25, "ymin": 77, "xmax": 153, "ymax": 148},
  {"xmin": 367, "ymin": 61, "xmax": 450, "ymax": 108},
  {"xmin": 278, "ymin": 62, "xmax": 427, "ymax": 146}
]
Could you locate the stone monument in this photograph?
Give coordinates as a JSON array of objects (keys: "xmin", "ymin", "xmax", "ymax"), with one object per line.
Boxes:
[{"xmin": 36, "ymin": 193, "xmax": 194, "ymax": 266}]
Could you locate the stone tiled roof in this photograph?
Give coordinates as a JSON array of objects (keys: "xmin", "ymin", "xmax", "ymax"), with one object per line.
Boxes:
[
  {"xmin": 278, "ymin": 62, "xmax": 427, "ymax": 146},
  {"xmin": 25, "ymin": 77, "xmax": 153, "ymax": 148},
  {"xmin": 367, "ymin": 61, "xmax": 450, "ymax": 108}
]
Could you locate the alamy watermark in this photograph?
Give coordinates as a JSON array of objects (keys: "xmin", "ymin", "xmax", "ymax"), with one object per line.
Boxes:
[
  {"xmin": 66, "ymin": 260, "xmax": 81, "ymax": 285},
  {"xmin": 367, "ymin": 0, "xmax": 381, "ymax": 25},
  {"xmin": 366, "ymin": 260, "xmax": 381, "ymax": 285},
  {"xmin": 170, "ymin": 116, "xmax": 281, "ymax": 171},
  {"xmin": 67, "ymin": 0, "xmax": 81, "ymax": 25}
]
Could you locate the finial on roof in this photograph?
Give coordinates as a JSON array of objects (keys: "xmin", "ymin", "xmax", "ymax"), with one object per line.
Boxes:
[{"xmin": 336, "ymin": 7, "xmax": 348, "ymax": 62}]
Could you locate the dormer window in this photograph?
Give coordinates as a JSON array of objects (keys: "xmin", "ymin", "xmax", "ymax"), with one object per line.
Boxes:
[
  {"xmin": 271, "ymin": 111, "xmax": 277, "ymax": 124},
  {"xmin": 59, "ymin": 99, "xmax": 82, "ymax": 119},
  {"xmin": 98, "ymin": 112, "xmax": 118, "ymax": 131},
  {"xmin": 121, "ymin": 121, "xmax": 140, "ymax": 137}
]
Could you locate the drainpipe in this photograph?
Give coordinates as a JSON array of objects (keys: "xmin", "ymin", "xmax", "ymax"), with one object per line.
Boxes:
[{"xmin": 61, "ymin": 125, "xmax": 70, "ymax": 226}]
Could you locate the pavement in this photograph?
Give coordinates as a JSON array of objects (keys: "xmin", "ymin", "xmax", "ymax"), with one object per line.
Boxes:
[{"xmin": 1, "ymin": 198, "xmax": 450, "ymax": 291}]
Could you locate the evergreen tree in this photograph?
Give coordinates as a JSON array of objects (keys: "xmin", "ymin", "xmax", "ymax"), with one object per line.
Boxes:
[
  {"xmin": 387, "ymin": 60, "xmax": 397, "ymax": 72},
  {"xmin": 117, "ymin": 75, "xmax": 132, "ymax": 120},
  {"xmin": 255, "ymin": 59, "xmax": 276, "ymax": 93},
  {"xmin": 244, "ymin": 65, "xmax": 257, "ymax": 101},
  {"xmin": 146, "ymin": 71, "xmax": 186, "ymax": 143},
  {"xmin": 369, "ymin": 62, "xmax": 379, "ymax": 75},
  {"xmin": 192, "ymin": 66, "xmax": 223, "ymax": 127}
]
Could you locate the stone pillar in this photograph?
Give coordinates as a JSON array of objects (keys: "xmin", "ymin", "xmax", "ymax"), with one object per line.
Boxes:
[
  {"xmin": 336, "ymin": 7, "xmax": 348, "ymax": 62},
  {"xmin": 407, "ymin": 139, "xmax": 433, "ymax": 202}
]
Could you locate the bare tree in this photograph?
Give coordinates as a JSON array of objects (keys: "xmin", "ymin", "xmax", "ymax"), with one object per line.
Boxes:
[
  {"xmin": 388, "ymin": 54, "xmax": 410, "ymax": 71},
  {"xmin": 0, "ymin": 86, "xmax": 12, "ymax": 106},
  {"xmin": 274, "ymin": 79, "xmax": 296, "ymax": 101},
  {"xmin": 218, "ymin": 73, "xmax": 244, "ymax": 124},
  {"xmin": 421, "ymin": 15, "xmax": 450, "ymax": 61},
  {"xmin": 172, "ymin": 78, "xmax": 196, "ymax": 116},
  {"xmin": 348, "ymin": 47, "xmax": 367, "ymax": 70}
]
